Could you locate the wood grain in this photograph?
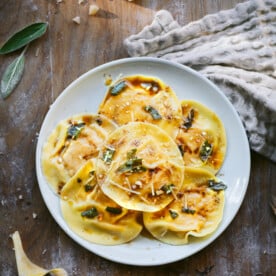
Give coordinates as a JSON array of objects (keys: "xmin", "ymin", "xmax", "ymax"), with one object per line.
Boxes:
[{"xmin": 0, "ymin": 0, "xmax": 275, "ymax": 275}]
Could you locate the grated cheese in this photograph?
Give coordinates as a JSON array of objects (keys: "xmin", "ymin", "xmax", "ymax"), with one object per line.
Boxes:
[{"xmin": 110, "ymin": 180, "xmax": 141, "ymax": 195}]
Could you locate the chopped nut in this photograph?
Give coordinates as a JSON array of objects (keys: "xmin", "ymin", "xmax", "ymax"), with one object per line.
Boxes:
[
  {"xmin": 135, "ymin": 180, "xmax": 142, "ymax": 187},
  {"xmin": 89, "ymin": 4, "xmax": 99, "ymax": 16},
  {"xmin": 156, "ymin": 190, "xmax": 164, "ymax": 196},
  {"xmin": 72, "ymin": 16, "xmax": 81, "ymax": 24},
  {"xmin": 78, "ymin": 0, "xmax": 85, "ymax": 4},
  {"xmin": 32, "ymin": 213, "xmax": 37, "ymax": 219},
  {"xmin": 104, "ymin": 74, "xmax": 112, "ymax": 86},
  {"xmin": 18, "ymin": 195, "xmax": 23, "ymax": 200}
]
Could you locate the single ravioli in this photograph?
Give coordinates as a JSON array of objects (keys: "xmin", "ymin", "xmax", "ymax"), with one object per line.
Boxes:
[
  {"xmin": 98, "ymin": 75, "xmax": 182, "ymax": 139},
  {"xmin": 41, "ymin": 114, "xmax": 117, "ymax": 194},
  {"xmin": 143, "ymin": 167, "xmax": 226, "ymax": 245},
  {"xmin": 175, "ymin": 100, "xmax": 227, "ymax": 174},
  {"xmin": 61, "ymin": 159, "xmax": 143, "ymax": 245},
  {"xmin": 96, "ymin": 122, "xmax": 185, "ymax": 212}
]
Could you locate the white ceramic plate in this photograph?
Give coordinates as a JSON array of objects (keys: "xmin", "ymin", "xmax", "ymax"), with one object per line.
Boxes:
[{"xmin": 36, "ymin": 57, "xmax": 250, "ymax": 266}]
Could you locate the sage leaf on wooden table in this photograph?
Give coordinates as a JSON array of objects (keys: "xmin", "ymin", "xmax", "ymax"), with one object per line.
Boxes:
[
  {"xmin": 0, "ymin": 47, "xmax": 26, "ymax": 99},
  {"xmin": 0, "ymin": 21, "xmax": 48, "ymax": 99},
  {"xmin": 0, "ymin": 22, "xmax": 48, "ymax": 54}
]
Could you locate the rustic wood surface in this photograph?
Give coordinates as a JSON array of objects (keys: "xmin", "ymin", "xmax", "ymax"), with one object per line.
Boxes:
[{"xmin": 0, "ymin": 0, "xmax": 275, "ymax": 275}]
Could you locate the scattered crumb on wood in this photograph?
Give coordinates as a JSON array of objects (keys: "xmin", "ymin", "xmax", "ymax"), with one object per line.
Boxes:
[
  {"xmin": 89, "ymin": 5, "xmax": 100, "ymax": 16},
  {"xmin": 35, "ymin": 47, "xmax": 40, "ymax": 57},
  {"xmin": 32, "ymin": 213, "xmax": 37, "ymax": 219},
  {"xmin": 72, "ymin": 16, "xmax": 81, "ymax": 24},
  {"xmin": 42, "ymin": 249, "xmax": 47, "ymax": 255}
]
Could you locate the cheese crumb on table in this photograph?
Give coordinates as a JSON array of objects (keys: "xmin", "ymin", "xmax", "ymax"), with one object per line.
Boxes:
[
  {"xmin": 89, "ymin": 4, "xmax": 99, "ymax": 16},
  {"xmin": 72, "ymin": 16, "xmax": 81, "ymax": 24}
]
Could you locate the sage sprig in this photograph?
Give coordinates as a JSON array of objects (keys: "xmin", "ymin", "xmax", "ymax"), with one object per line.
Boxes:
[
  {"xmin": 0, "ymin": 47, "xmax": 27, "ymax": 99},
  {"xmin": 0, "ymin": 22, "xmax": 48, "ymax": 54},
  {"xmin": 0, "ymin": 22, "xmax": 48, "ymax": 99}
]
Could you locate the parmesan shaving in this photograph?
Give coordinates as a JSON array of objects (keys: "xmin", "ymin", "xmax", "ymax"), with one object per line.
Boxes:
[{"xmin": 110, "ymin": 180, "xmax": 141, "ymax": 195}]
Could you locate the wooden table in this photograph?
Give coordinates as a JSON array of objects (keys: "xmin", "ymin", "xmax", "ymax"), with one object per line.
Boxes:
[{"xmin": 0, "ymin": 0, "xmax": 275, "ymax": 275}]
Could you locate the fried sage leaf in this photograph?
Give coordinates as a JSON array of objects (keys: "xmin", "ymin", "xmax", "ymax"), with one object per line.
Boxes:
[
  {"xmin": 200, "ymin": 140, "xmax": 213, "ymax": 162},
  {"xmin": 144, "ymin": 105, "xmax": 162, "ymax": 120},
  {"xmin": 117, "ymin": 148, "xmax": 147, "ymax": 174},
  {"xmin": 109, "ymin": 80, "xmax": 126, "ymax": 96},
  {"xmin": 67, "ymin": 122, "xmax": 85, "ymax": 140},
  {"xmin": 208, "ymin": 180, "xmax": 227, "ymax": 191},
  {"xmin": 0, "ymin": 22, "xmax": 48, "ymax": 54},
  {"xmin": 81, "ymin": 207, "xmax": 99, "ymax": 218},
  {"xmin": 0, "ymin": 48, "xmax": 26, "ymax": 99}
]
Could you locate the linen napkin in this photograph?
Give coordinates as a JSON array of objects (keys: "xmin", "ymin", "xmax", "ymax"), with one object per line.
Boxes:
[{"xmin": 124, "ymin": 0, "xmax": 276, "ymax": 162}]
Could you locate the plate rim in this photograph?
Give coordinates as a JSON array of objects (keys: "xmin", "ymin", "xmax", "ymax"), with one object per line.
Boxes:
[{"xmin": 35, "ymin": 57, "xmax": 251, "ymax": 266}]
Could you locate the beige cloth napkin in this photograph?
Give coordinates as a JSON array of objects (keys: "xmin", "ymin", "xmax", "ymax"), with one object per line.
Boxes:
[{"xmin": 124, "ymin": 0, "xmax": 276, "ymax": 162}]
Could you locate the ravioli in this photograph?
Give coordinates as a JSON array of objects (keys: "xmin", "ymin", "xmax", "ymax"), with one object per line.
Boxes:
[
  {"xmin": 143, "ymin": 167, "xmax": 225, "ymax": 245},
  {"xmin": 96, "ymin": 122, "xmax": 185, "ymax": 212},
  {"xmin": 12, "ymin": 231, "xmax": 68, "ymax": 276},
  {"xmin": 98, "ymin": 75, "xmax": 182, "ymax": 139},
  {"xmin": 41, "ymin": 114, "xmax": 117, "ymax": 193},
  {"xmin": 176, "ymin": 100, "xmax": 227, "ymax": 173},
  {"xmin": 61, "ymin": 159, "xmax": 143, "ymax": 245}
]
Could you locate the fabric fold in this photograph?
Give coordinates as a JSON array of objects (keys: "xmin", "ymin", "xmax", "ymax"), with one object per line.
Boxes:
[{"xmin": 124, "ymin": 0, "xmax": 276, "ymax": 162}]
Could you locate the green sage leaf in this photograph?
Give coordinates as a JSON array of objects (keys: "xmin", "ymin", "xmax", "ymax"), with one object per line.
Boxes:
[
  {"xmin": 81, "ymin": 207, "xmax": 98, "ymax": 218},
  {"xmin": 105, "ymin": 206, "xmax": 122, "ymax": 215},
  {"xmin": 109, "ymin": 80, "xmax": 127, "ymax": 96},
  {"xmin": 144, "ymin": 105, "xmax": 162, "ymax": 120},
  {"xmin": 161, "ymin": 183, "xmax": 175, "ymax": 194},
  {"xmin": 169, "ymin": 209, "xmax": 179, "ymax": 219},
  {"xmin": 208, "ymin": 180, "xmax": 227, "ymax": 191},
  {"xmin": 116, "ymin": 148, "xmax": 147, "ymax": 174},
  {"xmin": 0, "ymin": 22, "xmax": 48, "ymax": 54},
  {"xmin": 200, "ymin": 140, "xmax": 213, "ymax": 162},
  {"xmin": 67, "ymin": 122, "xmax": 85, "ymax": 139},
  {"xmin": 182, "ymin": 207, "xmax": 196, "ymax": 214},
  {"xmin": 0, "ymin": 48, "xmax": 26, "ymax": 99}
]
